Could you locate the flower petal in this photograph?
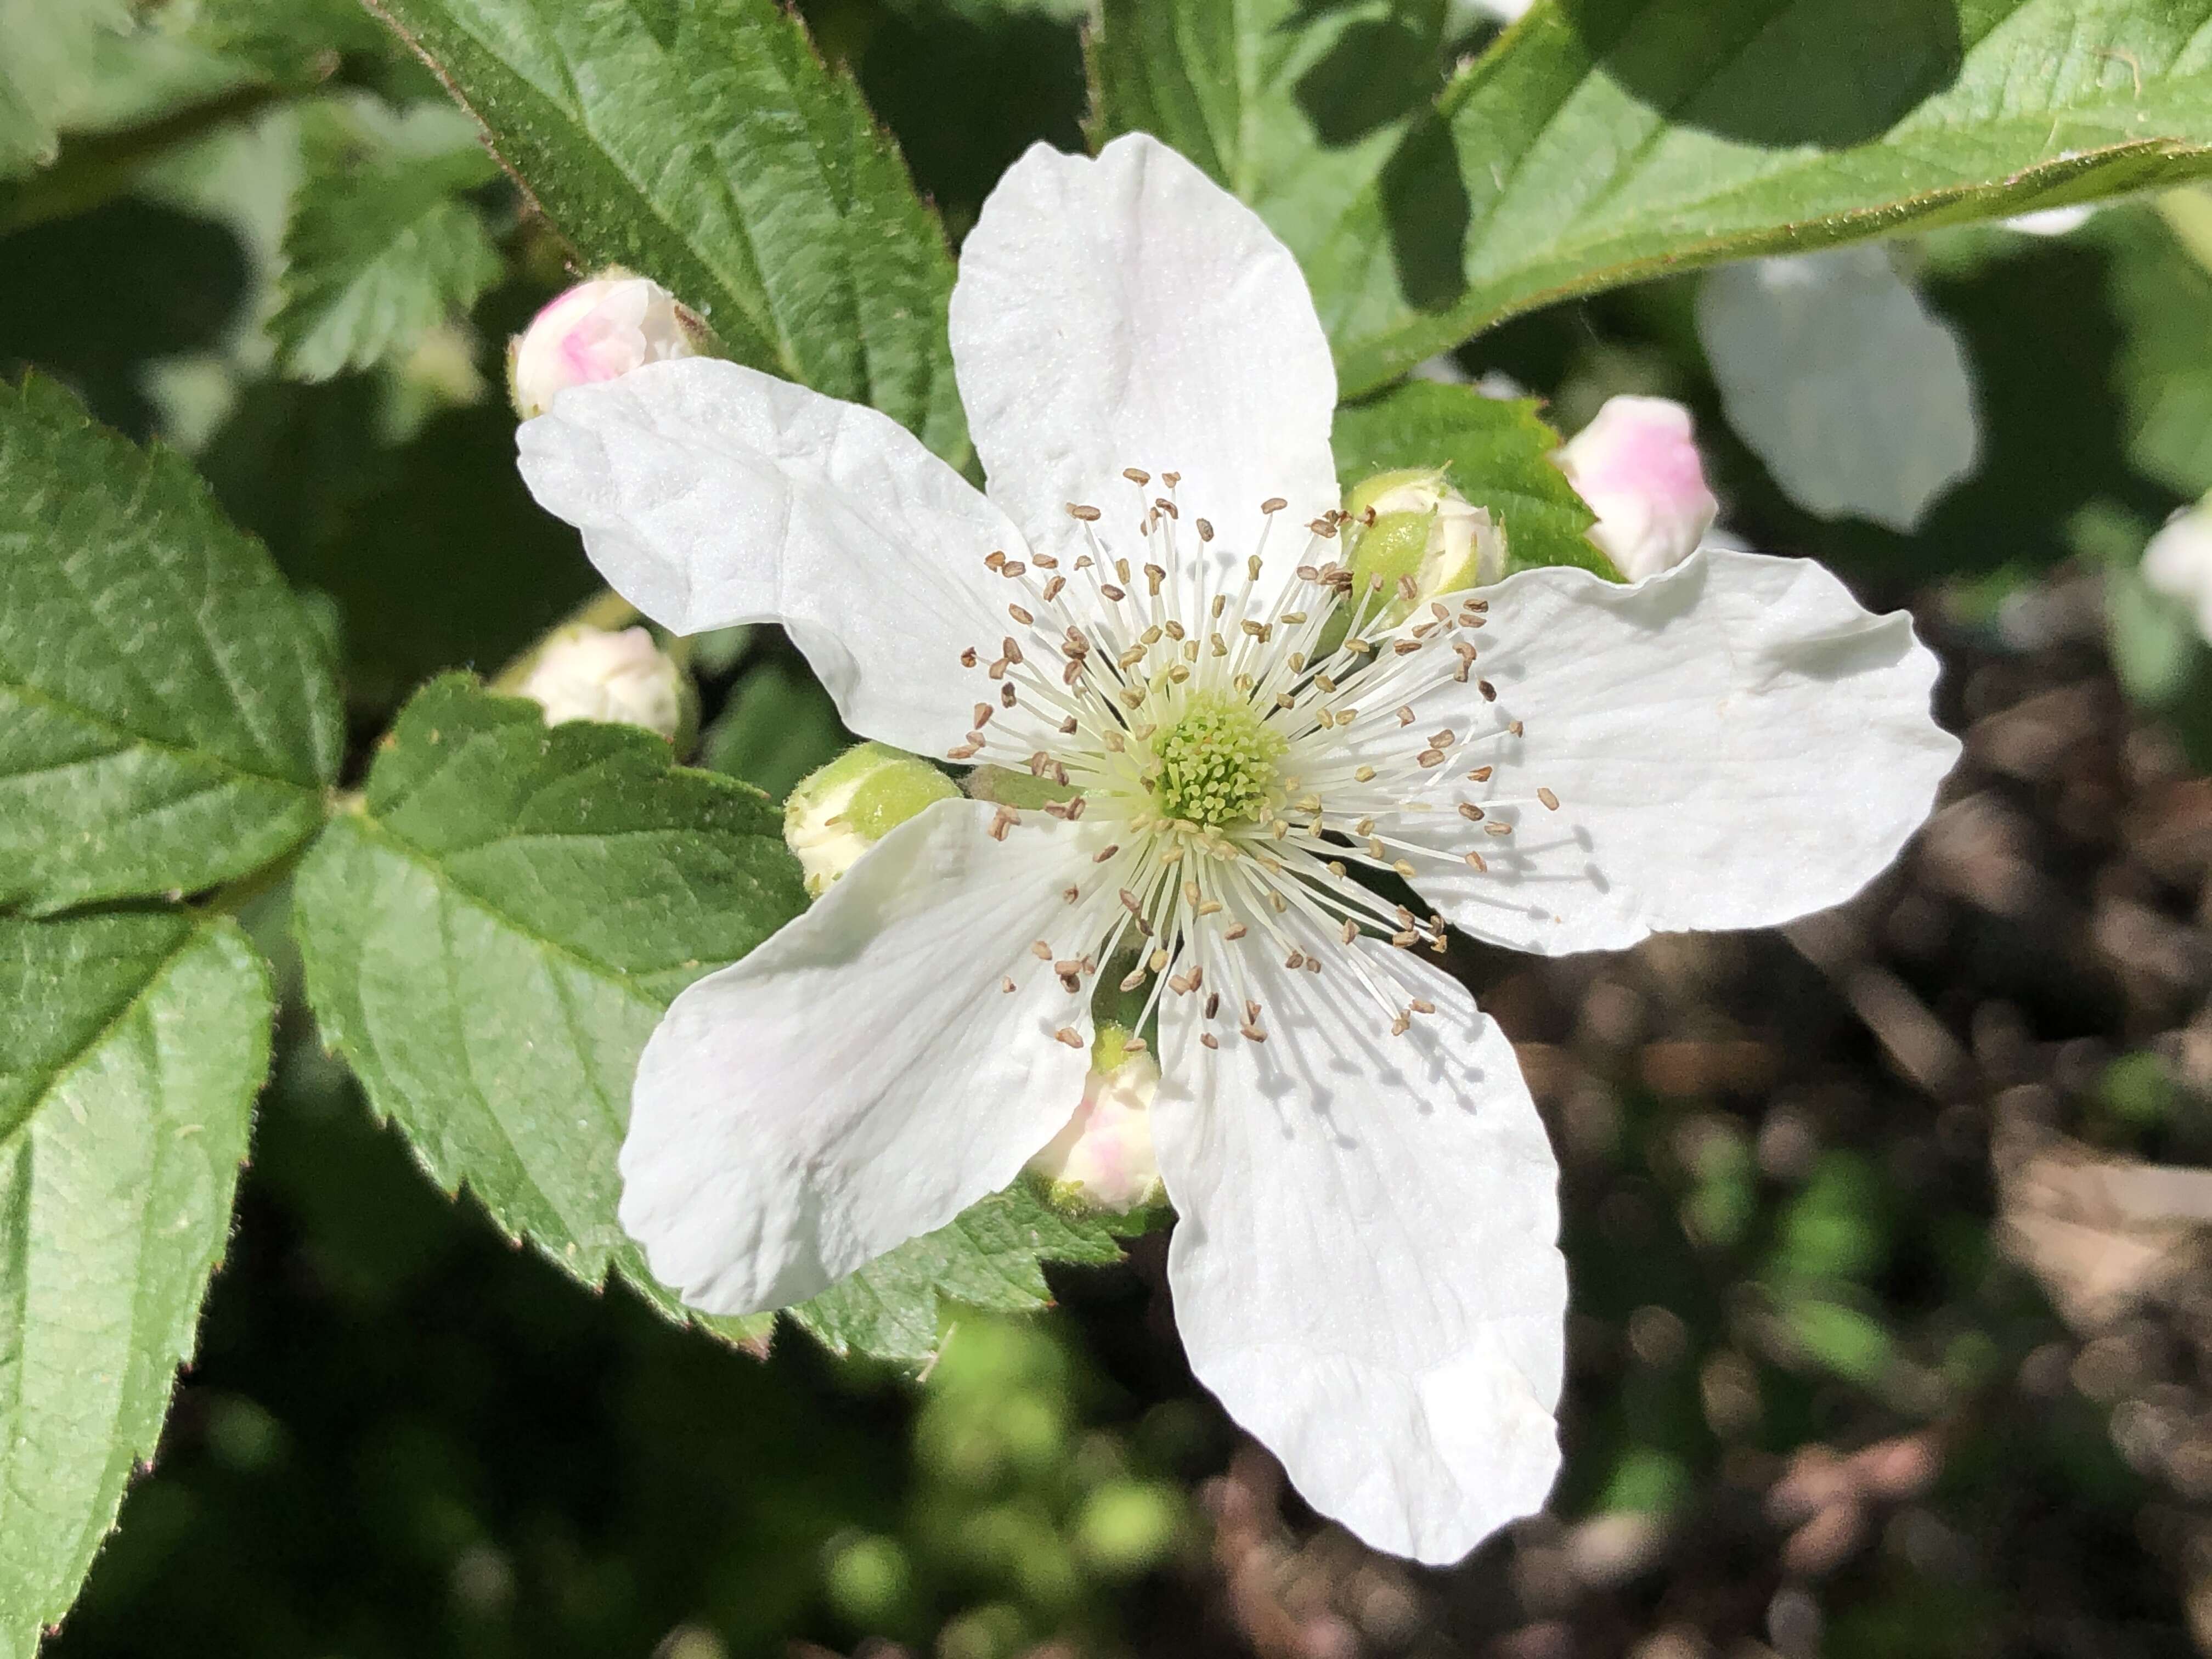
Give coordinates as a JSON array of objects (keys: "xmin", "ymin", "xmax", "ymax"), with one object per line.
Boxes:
[
  {"xmin": 1154, "ymin": 943, "xmax": 1564, "ymax": 1565},
  {"xmin": 1378, "ymin": 550, "xmax": 1959, "ymax": 954},
  {"xmin": 949, "ymin": 134, "xmax": 1338, "ymax": 582},
  {"xmin": 517, "ymin": 358, "xmax": 1031, "ymax": 757},
  {"xmin": 620, "ymin": 798, "xmax": 1100, "ymax": 1314}
]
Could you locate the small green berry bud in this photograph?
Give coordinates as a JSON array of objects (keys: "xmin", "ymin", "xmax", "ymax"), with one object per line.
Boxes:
[
  {"xmin": 1324, "ymin": 468, "xmax": 1503, "ymax": 652},
  {"xmin": 784, "ymin": 742, "xmax": 960, "ymax": 898}
]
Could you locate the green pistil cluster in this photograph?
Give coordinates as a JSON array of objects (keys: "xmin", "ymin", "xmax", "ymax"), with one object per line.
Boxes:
[{"xmin": 1146, "ymin": 691, "xmax": 1286, "ymax": 828}]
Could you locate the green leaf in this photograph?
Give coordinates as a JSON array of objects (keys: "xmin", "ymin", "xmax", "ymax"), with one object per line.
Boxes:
[
  {"xmin": 792, "ymin": 1178, "xmax": 1127, "ymax": 1368},
  {"xmin": 363, "ymin": 0, "xmax": 969, "ymax": 464},
  {"xmin": 1330, "ymin": 379, "xmax": 1615, "ymax": 577},
  {"xmin": 698, "ymin": 659, "xmax": 850, "ymax": 804},
  {"xmin": 2104, "ymin": 198, "xmax": 2212, "ymax": 501},
  {"xmin": 0, "ymin": 375, "xmax": 344, "ymax": 915},
  {"xmin": 0, "ymin": 907, "xmax": 269, "ymax": 1656},
  {"xmin": 0, "ymin": 0, "xmax": 133, "ymax": 178},
  {"xmin": 290, "ymin": 675, "xmax": 808, "ymax": 1344},
  {"xmin": 1095, "ymin": 0, "xmax": 2212, "ymax": 397},
  {"xmin": 183, "ymin": 0, "xmax": 408, "ymax": 84},
  {"xmin": 270, "ymin": 98, "xmax": 503, "ymax": 381}
]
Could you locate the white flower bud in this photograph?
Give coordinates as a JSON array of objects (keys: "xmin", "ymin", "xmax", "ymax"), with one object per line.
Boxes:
[
  {"xmin": 507, "ymin": 272, "xmax": 712, "ymax": 421},
  {"xmin": 784, "ymin": 742, "xmax": 961, "ymax": 898},
  {"xmin": 1028, "ymin": 1026, "xmax": 1163, "ymax": 1214},
  {"xmin": 2142, "ymin": 498, "xmax": 2212, "ymax": 644},
  {"xmin": 516, "ymin": 624, "xmax": 690, "ymax": 741},
  {"xmin": 1553, "ymin": 396, "xmax": 1720, "ymax": 583}
]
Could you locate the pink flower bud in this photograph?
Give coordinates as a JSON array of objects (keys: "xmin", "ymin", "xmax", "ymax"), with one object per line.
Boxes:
[
  {"xmin": 1028, "ymin": 1039, "xmax": 1162, "ymax": 1213},
  {"xmin": 507, "ymin": 273, "xmax": 710, "ymax": 420},
  {"xmin": 516, "ymin": 624, "xmax": 689, "ymax": 740},
  {"xmin": 1554, "ymin": 395, "xmax": 1720, "ymax": 583}
]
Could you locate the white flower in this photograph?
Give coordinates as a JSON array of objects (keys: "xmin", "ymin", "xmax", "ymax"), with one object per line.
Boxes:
[
  {"xmin": 2142, "ymin": 499, "xmax": 2212, "ymax": 642},
  {"xmin": 516, "ymin": 623, "xmax": 687, "ymax": 740},
  {"xmin": 785, "ymin": 741, "xmax": 962, "ymax": 898},
  {"xmin": 1696, "ymin": 245, "xmax": 1979, "ymax": 533},
  {"xmin": 516, "ymin": 134, "xmax": 1960, "ymax": 1565},
  {"xmin": 1029, "ymin": 1027, "xmax": 1164, "ymax": 1212},
  {"xmin": 1554, "ymin": 396, "xmax": 1720, "ymax": 583},
  {"xmin": 507, "ymin": 273, "xmax": 709, "ymax": 420}
]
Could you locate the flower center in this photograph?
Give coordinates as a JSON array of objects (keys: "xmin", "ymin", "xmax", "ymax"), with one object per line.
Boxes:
[
  {"xmin": 945, "ymin": 469, "xmax": 1554, "ymax": 1048},
  {"xmin": 1145, "ymin": 691, "xmax": 1285, "ymax": 828}
]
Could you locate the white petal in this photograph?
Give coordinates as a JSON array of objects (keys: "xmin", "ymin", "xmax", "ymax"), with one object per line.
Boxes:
[
  {"xmin": 517, "ymin": 358, "xmax": 1031, "ymax": 757},
  {"xmin": 949, "ymin": 134, "xmax": 1339, "ymax": 590},
  {"xmin": 619, "ymin": 799, "xmax": 1099, "ymax": 1314},
  {"xmin": 1154, "ymin": 943, "xmax": 1564, "ymax": 1565},
  {"xmin": 1381, "ymin": 550, "xmax": 1959, "ymax": 954},
  {"xmin": 1696, "ymin": 246, "xmax": 1979, "ymax": 533}
]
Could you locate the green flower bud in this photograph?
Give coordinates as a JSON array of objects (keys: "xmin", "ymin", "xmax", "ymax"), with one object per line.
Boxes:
[
  {"xmin": 1322, "ymin": 468, "xmax": 1504, "ymax": 654},
  {"xmin": 784, "ymin": 742, "xmax": 960, "ymax": 897}
]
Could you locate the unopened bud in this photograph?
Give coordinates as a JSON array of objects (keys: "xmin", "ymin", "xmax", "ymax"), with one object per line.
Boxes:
[
  {"xmin": 785, "ymin": 742, "xmax": 960, "ymax": 898},
  {"xmin": 1553, "ymin": 396, "xmax": 1719, "ymax": 583},
  {"xmin": 1326, "ymin": 469, "xmax": 1503, "ymax": 651},
  {"xmin": 1028, "ymin": 1024, "xmax": 1163, "ymax": 1214},
  {"xmin": 2142, "ymin": 497, "xmax": 2212, "ymax": 642},
  {"xmin": 517, "ymin": 624, "xmax": 690, "ymax": 741},
  {"xmin": 508, "ymin": 271, "xmax": 713, "ymax": 420}
]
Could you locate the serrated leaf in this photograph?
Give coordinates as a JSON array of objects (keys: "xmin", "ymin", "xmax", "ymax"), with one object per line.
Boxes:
[
  {"xmin": 1094, "ymin": 0, "xmax": 2212, "ymax": 397},
  {"xmin": 290, "ymin": 675, "xmax": 807, "ymax": 1345},
  {"xmin": 1330, "ymin": 379, "xmax": 1613, "ymax": 577},
  {"xmin": 0, "ymin": 375, "xmax": 344, "ymax": 915},
  {"xmin": 792, "ymin": 1178, "xmax": 1127, "ymax": 1368},
  {"xmin": 363, "ymin": 0, "xmax": 969, "ymax": 464},
  {"xmin": 270, "ymin": 98, "xmax": 503, "ymax": 381},
  {"xmin": 0, "ymin": 907, "xmax": 269, "ymax": 1656},
  {"xmin": 0, "ymin": 0, "xmax": 133, "ymax": 178}
]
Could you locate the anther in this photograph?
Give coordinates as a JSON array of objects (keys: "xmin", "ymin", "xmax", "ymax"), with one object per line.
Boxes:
[
  {"xmin": 1261, "ymin": 496, "xmax": 1286, "ymax": 514},
  {"xmin": 1000, "ymin": 977, "xmax": 1015, "ymax": 994},
  {"xmin": 1000, "ymin": 684, "xmax": 1016, "ymax": 708},
  {"xmin": 1054, "ymin": 1028, "xmax": 1084, "ymax": 1048},
  {"xmin": 961, "ymin": 646, "xmax": 979, "ymax": 668},
  {"xmin": 1009, "ymin": 604, "xmax": 1034, "ymax": 625},
  {"xmin": 1459, "ymin": 803, "xmax": 1484, "ymax": 821},
  {"xmin": 1196, "ymin": 518, "xmax": 1214, "ymax": 541},
  {"xmin": 1538, "ymin": 787, "xmax": 1560, "ymax": 810},
  {"xmin": 1464, "ymin": 850, "xmax": 1487, "ymax": 871},
  {"xmin": 1093, "ymin": 844, "xmax": 1120, "ymax": 863},
  {"xmin": 1477, "ymin": 680, "xmax": 1496, "ymax": 701},
  {"xmin": 984, "ymin": 550, "xmax": 1006, "ymax": 570},
  {"xmin": 1066, "ymin": 503, "xmax": 1101, "ymax": 521},
  {"xmin": 1031, "ymin": 941, "xmax": 1053, "ymax": 960},
  {"xmin": 1122, "ymin": 467, "xmax": 1150, "ymax": 484},
  {"xmin": 1468, "ymin": 765, "xmax": 1493, "ymax": 782}
]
